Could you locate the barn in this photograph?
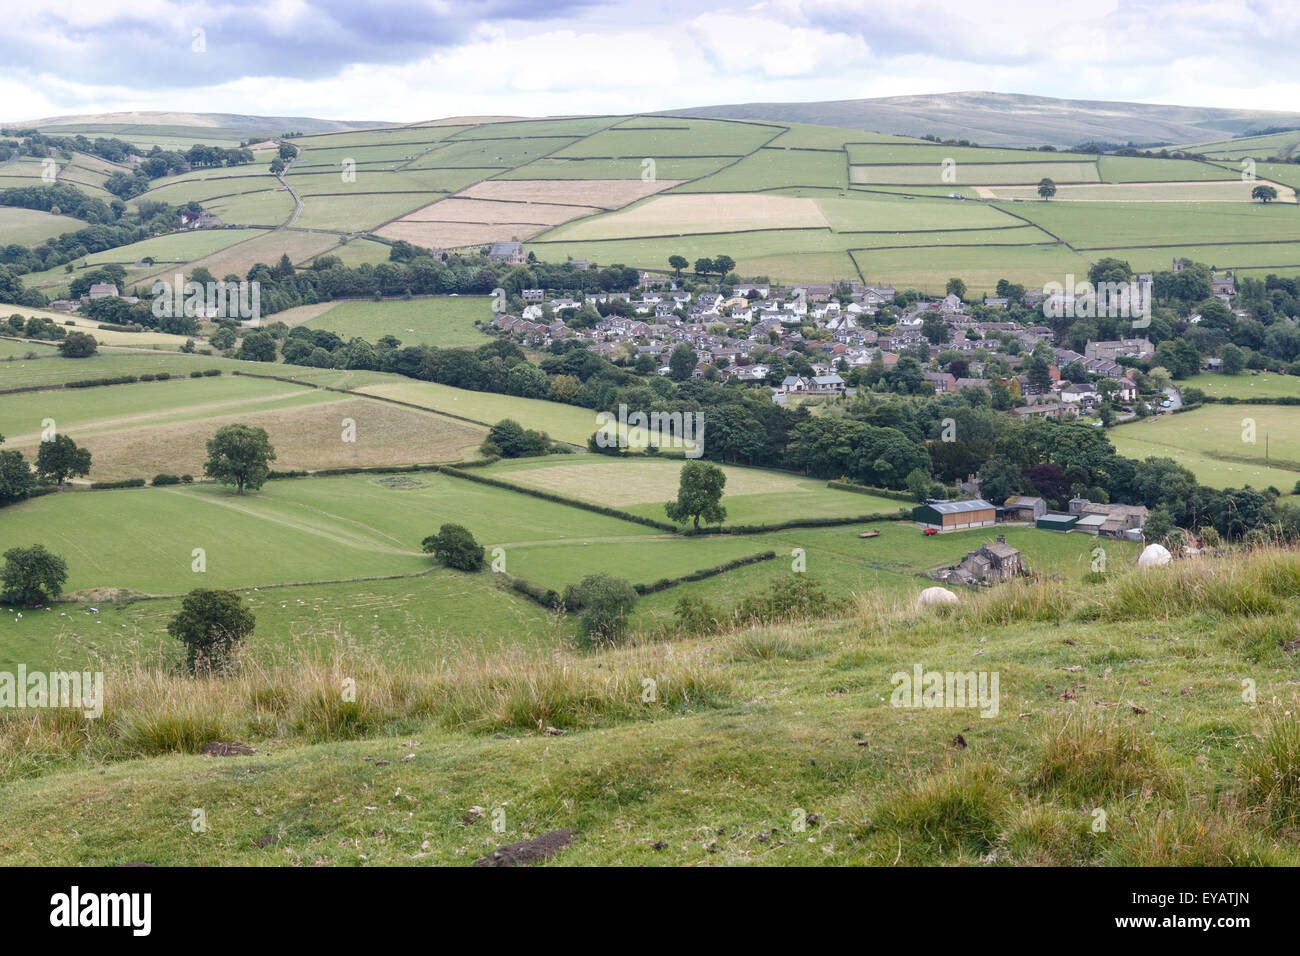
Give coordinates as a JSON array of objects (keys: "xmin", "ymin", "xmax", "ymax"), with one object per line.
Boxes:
[{"xmin": 913, "ymin": 498, "xmax": 997, "ymax": 531}]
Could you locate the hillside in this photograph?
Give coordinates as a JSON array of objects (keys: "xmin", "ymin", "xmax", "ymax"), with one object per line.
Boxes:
[
  {"xmin": 15, "ymin": 110, "xmax": 387, "ymax": 134},
  {"xmin": 1, "ymin": 547, "xmax": 1298, "ymax": 865},
  {"xmin": 662, "ymin": 92, "xmax": 1300, "ymax": 148}
]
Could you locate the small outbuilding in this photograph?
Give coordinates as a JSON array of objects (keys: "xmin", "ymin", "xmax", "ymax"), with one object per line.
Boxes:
[
  {"xmin": 1003, "ymin": 495, "xmax": 1047, "ymax": 522},
  {"xmin": 1036, "ymin": 513, "xmax": 1078, "ymax": 533}
]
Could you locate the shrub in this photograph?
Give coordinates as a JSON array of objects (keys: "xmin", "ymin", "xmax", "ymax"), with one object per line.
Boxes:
[
  {"xmin": 151, "ymin": 473, "xmax": 181, "ymax": 486},
  {"xmin": 566, "ymin": 573, "xmax": 638, "ymax": 645},
  {"xmin": 167, "ymin": 588, "xmax": 255, "ymax": 674}
]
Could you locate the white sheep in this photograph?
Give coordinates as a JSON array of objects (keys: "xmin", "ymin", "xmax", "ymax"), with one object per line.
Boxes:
[
  {"xmin": 1137, "ymin": 543, "xmax": 1172, "ymax": 567},
  {"xmin": 917, "ymin": 586, "xmax": 959, "ymax": 608}
]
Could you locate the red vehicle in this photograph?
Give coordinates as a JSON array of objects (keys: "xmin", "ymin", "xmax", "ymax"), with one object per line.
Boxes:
[{"xmin": 922, "ymin": 528, "xmax": 939, "ymax": 536}]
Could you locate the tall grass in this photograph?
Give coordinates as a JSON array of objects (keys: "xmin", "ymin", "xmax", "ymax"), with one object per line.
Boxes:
[
  {"xmin": 0, "ymin": 643, "xmax": 732, "ymax": 782},
  {"xmin": 1238, "ymin": 709, "xmax": 1300, "ymax": 830},
  {"xmin": 1034, "ymin": 710, "xmax": 1172, "ymax": 802}
]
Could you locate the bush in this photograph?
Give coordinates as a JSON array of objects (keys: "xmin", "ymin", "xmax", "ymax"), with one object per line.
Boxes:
[
  {"xmin": 89, "ymin": 478, "xmax": 146, "ymax": 489},
  {"xmin": 152, "ymin": 473, "xmax": 181, "ymax": 486},
  {"xmin": 167, "ymin": 588, "xmax": 255, "ymax": 674},
  {"xmin": 566, "ymin": 573, "xmax": 638, "ymax": 645},
  {"xmin": 420, "ymin": 523, "xmax": 485, "ymax": 572},
  {"xmin": 180, "ymin": 474, "xmax": 194, "ymax": 484}
]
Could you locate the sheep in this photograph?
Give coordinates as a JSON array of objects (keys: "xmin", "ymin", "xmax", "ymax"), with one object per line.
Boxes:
[
  {"xmin": 917, "ymin": 586, "xmax": 959, "ymax": 608},
  {"xmin": 1137, "ymin": 543, "xmax": 1172, "ymax": 568}
]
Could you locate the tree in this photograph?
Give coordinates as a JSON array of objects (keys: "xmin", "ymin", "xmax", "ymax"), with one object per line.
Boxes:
[
  {"xmin": 977, "ymin": 456, "xmax": 1022, "ymax": 505},
  {"xmin": 1219, "ymin": 343, "xmax": 1246, "ymax": 374},
  {"xmin": 421, "ymin": 523, "xmax": 485, "ymax": 572},
  {"xmin": 167, "ymin": 588, "xmax": 255, "ymax": 673},
  {"xmin": 713, "ymin": 254, "xmax": 736, "ymax": 276},
  {"xmin": 668, "ymin": 343, "xmax": 697, "ymax": 381},
  {"xmin": 1, "ymin": 544, "xmax": 67, "ymax": 606},
  {"xmin": 1037, "ymin": 178, "xmax": 1057, "ymax": 200},
  {"xmin": 1252, "ymin": 184, "xmax": 1278, "ymax": 203},
  {"xmin": 668, "ymin": 255, "xmax": 688, "ymax": 277},
  {"xmin": 236, "ymin": 330, "xmax": 276, "ymax": 362},
  {"xmin": 57, "ymin": 331, "xmax": 98, "ymax": 357},
  {"xmin": 693, "ymin": 257, "xmax": 714, "ymax": 277},
  {"xmin": 665, "ymin": 460, "xmax": 727, "ymax": 529},
  {"xmin": 566, "ymin": 572, "xmax": 637, "ymax": 645},
  {"xmin": 1144, "ymin": 505, "xmax": 1176, "ymax": 545},
  {"xmin": 0, "ymin": 434, "xmax": 33, "ymax": 505},
  {"xmin": 203, "ymin": 424, "xmax": 276, "ymax": 494},
  {"xmin": 484, "ymin": 418, "xmax": 550, "ymax": 457},
  {"xmin": 35, "ymin": 434, "xmax": 91, "ymax": 484},
  {"xmin": 945, "ymin": 277, "xmax": 967, "ymax": 300}
]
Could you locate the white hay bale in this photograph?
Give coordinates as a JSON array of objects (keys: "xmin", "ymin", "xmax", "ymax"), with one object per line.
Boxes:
[
  {"xmin": 1137, "ymin": 543, "xmax": 1172, "ymax": 567},
  {"xmin": 917, "ymin": 586, "xmax": 959, "ymax": 608}
]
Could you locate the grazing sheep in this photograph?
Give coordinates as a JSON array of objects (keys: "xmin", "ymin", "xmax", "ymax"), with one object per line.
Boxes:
[
  {"xmin": 1138, "ymin": 543, "xmax": 1172, "ymax": 567},
  {"xmin": 917, "ymin": 586, "xmax": 959, "ymax": 608}
]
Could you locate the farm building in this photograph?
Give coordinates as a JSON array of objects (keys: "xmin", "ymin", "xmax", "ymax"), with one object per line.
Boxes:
[
  {"xmin": 913, "ymin": 498, "xmax": 996, "ymax": 531},
  {"xmin": 1036, "ymin": 513, "xmax": 1079, "ymax": 532},
  {"xmin": 947, "ymin": 535, "xmax": 1023, "ymax": 583},
  {"xmin": 1068, "ymin": 498, "xmax": 1148, "ymax": 538},
  {"xmin": 1003, "ymin": 495, "xmax": 1046, "ymax": 521}
]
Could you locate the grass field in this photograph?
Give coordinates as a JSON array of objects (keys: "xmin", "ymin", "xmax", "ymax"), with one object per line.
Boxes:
[
  {"xmin": 1182, "ymin": 372, "xmax": 1300, "ymax": 399},
  {"xmin": 481, "ymin": 456, "xmax": 905, "ymax": 526},
  {"xmin": 0, "ymin": 206, "xmax": 88, "ymax": 245},
  {"xmin": 302, "ymin": 297, "xmax": 494, "ymax": 348},
  {"xmin": 1109, "ymin": 404, "xmax": 1300, "ymax": 491}
]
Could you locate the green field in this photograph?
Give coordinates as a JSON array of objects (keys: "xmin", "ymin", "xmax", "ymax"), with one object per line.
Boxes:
[
  {"xmin": 0, "ymin": 206, "xmax": 88, "ymax": 245},
  {"xmin": 302, "ymin": 297, "xmax": 494, "ymax": 347},
  {"xmin": 1183, "ymin": 372, "xmax": 1300, "ymax": 399},
  {"xmin": 1109, "ymin": 404, "xmax": 1300, "ymax": 491},
  {"xmin": 480, "ymin": 456, "xmax": 906, "ymax": 526}
]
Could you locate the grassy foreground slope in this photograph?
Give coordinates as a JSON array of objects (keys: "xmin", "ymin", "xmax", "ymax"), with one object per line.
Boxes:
[{"xmin": 1, "ymin": 547, "xmax": 1298, "ymax": 866}]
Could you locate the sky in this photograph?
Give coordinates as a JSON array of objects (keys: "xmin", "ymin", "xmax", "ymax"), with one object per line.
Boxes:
[{"xmin": 4, "ymin": 0, "xmax": 1299, "ymax": 123}]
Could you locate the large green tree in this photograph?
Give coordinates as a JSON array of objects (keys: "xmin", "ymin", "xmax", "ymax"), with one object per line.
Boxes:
[
  {"xmin": 566, "ymin": 572, "xmax": 638, "ymax": 645},
  {"xmin": 167, "ymin": 588, "xmax": 255, "ymax": 673},
  {"xmin": 35, "ymin": 434, "xmax": 92, "ymax": 484},
  {"xmin": 1, "ymin": 544, "xmax": 68, "ymax": 606},
  {"xmin": 665, "ymin": 460, "xmax": 727, "ymax": 529},
  {"xmin": 203, "ymin": 424, "xmax": 276, "ymax": 494},
  {"xmin": 421, "ymin": 523, "xmax": 485, "ymax": 572}
]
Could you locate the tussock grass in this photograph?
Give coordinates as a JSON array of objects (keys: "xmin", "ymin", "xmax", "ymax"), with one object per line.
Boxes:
[
  {"xmin": 872, "ymin": 761, "xmax": 1011, "ymax": 855},
  {"xmin": 1082, "ymin": 549, "xmax": 1300, "ymax": 622},
  {"xmin": 0, "ymin": 644, "xmax": 731, "ymax": 781},
  {"xmin": 1034, "ymin": 710, "xmax": 1173, "ymax": 802},
  {"xmin": 1101, "ymin": 799, "xmax": 1283, "ymax": 866},
  {"xmin": 1002, "ymin": 804, "xmax": 1100, "ymax": 865},
  {"xmin": 959, "ymin": 579, "xmax": 1074, "ymax": 626},
  {"xmin": 1238, "ymin": 709, "xmax": 1300, "ymax": 830}
]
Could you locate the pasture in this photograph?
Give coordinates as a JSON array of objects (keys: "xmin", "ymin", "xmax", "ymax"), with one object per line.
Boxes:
[
  {"xmin": 301, "ymin": 296, "xmax": 495, "ymax": 348},
  {"xmin": 1108, "ymin": 404, "xmax": 1300, "ymax": 492},
  {"xmin": 0, "ymin": 207, "xmax": 88, "ymax": 245},
  {"xmin": 480, "ymin": 456, "xmax": 906, "ymax": 526},
  {"xmin": 1182, "ymin": 372, "xmax": 1300, "ymax": 399}
]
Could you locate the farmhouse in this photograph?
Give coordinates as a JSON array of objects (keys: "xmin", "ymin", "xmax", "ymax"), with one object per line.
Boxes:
[
  {"xmin": 913, "ymin": 498, "xmax": 996, "ymax": 531},
  {"xmin": 1069, "ymin": 498, "xmax": 1148, "ymax": 538},
  {"xmin": 949, "ymin": 535, "xmax": 1023, "ymax": 583}
]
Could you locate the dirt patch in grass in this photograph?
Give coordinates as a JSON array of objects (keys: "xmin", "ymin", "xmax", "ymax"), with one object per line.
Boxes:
[
  {"xmin": 474, "ymin": 828, "xmax": 573, "ymax": 866},
  {"xmin": 70, "ymin": 398, "xmax": 486, "ymax": 479}
]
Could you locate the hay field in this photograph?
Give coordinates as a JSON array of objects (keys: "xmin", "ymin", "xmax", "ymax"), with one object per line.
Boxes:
[{"xmin": 548, "ymin": 193, "xmax": 828, "ymax": 240}]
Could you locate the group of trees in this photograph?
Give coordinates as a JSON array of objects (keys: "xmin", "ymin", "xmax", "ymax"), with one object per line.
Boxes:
[
  {"xmin": 0, "ymin": 432, "xmax": 93, "ymax": 507},
  {"xmin": 666, "ymin": 254, "xmax": 735, "ymax": 279}
]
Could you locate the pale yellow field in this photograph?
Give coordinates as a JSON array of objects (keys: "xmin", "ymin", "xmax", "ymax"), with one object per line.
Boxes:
[
  {"xmin": 396, "ymin": 197, "xmax": 601, "ymax": 225},
  {"xmin": 375, "ymin": 220, "xmax": 544, "ymax": 249},
  {"xmin": 550, "ymin": 193, "xmax": 828, "ymax": 240},
  {"xmin": 460, "ymin": 178, "xmax": 682, "ymax": 209},
  {"xmin": 26, "ymin": 397, "xmax": 486, "ymax": 480},
  {"xmin": 179, "ymin": 230, "xmax": 341, "ymax": 280}
]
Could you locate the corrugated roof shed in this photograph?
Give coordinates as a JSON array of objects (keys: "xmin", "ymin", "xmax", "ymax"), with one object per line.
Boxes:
[{"xmin": 924, "ymin": 499, "xmax": 994, "ymax": 514}]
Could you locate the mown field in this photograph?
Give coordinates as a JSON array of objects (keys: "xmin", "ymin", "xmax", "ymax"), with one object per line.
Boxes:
[{"xmin": 301, "ymin": 296, "xmax": 495, "ymax": 348}]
